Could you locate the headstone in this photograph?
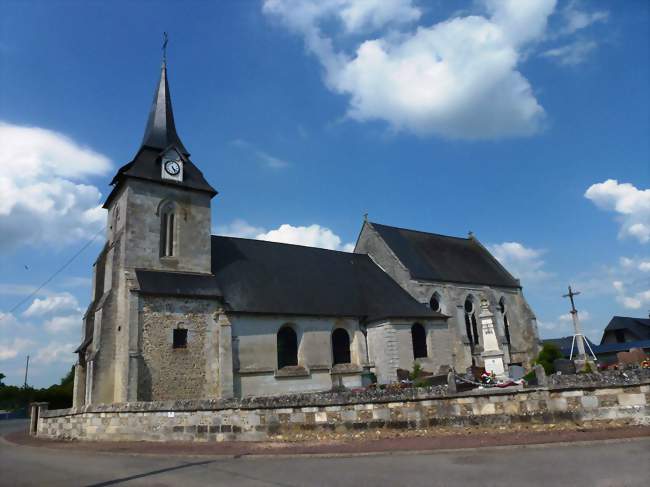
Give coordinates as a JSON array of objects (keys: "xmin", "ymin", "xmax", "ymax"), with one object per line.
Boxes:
[
  {"xmin": 554, "ymin": 358, "xmax": 576, "ymax": 375},
  {"xmin": 534, "ymin": 364, "xmax": 548, "ymax": 386},
  {"xmin": 437, "ymin": 364, "xmax": 451, "ymax": 375},
  {"xmin": 509, "ymin": 364, "xmax": 525, "ymax": 381},
  {"xmin": 447, "ymin": 371, "xmax": 457, "ymax": 394}
]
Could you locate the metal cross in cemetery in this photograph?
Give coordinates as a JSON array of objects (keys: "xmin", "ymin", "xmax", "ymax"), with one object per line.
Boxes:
[{"xmin": 562, "ymin": 285, "xmax": 597, "ymax": 364}]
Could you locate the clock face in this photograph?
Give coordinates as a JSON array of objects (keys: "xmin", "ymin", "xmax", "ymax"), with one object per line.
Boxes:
[{"xmin": 164, "ymin": 159, "xmax": 181, "ymax": 176}]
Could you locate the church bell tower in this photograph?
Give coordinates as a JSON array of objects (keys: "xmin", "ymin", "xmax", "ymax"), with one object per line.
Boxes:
[
  {"xmin": 74, "ymin": 50, "xmax": 218, "ymax": 406},
  {"xmin": 102, "ymin": 56, "xmax": 217, "ymax": 275}
]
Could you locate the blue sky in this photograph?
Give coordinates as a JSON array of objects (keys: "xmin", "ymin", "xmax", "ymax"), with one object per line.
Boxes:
[{"xmin": 0, "ymin": 0, "xmax": 648, "ymax": 387}]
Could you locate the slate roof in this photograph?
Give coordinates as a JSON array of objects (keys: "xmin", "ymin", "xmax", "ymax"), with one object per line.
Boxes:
[
  {"xmin": 542, "ymin": 336, "xmax": 598, "ymax": 358},
  {"xmin": 592, "ymin": 340, "xmax": 650, "ymax": 355},
  {"xmin": 134, "ymin": 236, "xmax": 443, "ymax": 323},
  {"xmin": 136, "ymin": 270, "xmax": 222, "ymax": 299},
  {"xmin": 369, "ymin": 222, "xmax": 520, "ymax": 288},
  {"xmin": 210, "ymin": 236, "xmax": 442, "ymax": 321},
  {"xmin": 103, "ymin": 62, "xmax": 217, "ymax": 208},
  {"xmin": 141, "ymin": 61, "xmax": 188, "ymax": 155},
  {"xmin": 600, "ymin": 316, "xmax": 650, "ymax": 343}
]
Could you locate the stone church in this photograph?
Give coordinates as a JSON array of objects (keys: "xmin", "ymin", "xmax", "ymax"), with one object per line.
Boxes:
[{"xmin": 73, "ymin": 61, "xmax": 540, "ymax": 406}]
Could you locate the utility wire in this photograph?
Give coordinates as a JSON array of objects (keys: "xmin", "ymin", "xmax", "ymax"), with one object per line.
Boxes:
[{"xmin": 0, "ymin": 226, "xmax": 106, "ymax": 321}]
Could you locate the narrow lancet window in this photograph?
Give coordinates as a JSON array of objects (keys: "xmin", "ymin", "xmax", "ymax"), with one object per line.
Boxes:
[
  {"xmin": 277, "ymin": 326, "xmax": 298, "ymax": 369},
  {"xmin": 464, "ymin": 297, "xmax": 479, "ymax": 346},
  {"xmin": 499, "ymin": 298, "xmax": 511, "ymax": 346},
  {"xmin": 332, "ymin": 328, "xmax": 351, "ymax": 365},
  {"xmin": 411, "ymin": 323, "xmax": 428, "ymax": 359},
  {"xmin": 160, "ymin": 203, "xmax": 176, "ymax": 257}
]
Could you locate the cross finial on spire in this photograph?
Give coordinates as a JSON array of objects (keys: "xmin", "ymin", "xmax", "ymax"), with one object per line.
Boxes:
[{"xmin": 162, "ymin": 32, "xmax": 169, "ymax": 65}]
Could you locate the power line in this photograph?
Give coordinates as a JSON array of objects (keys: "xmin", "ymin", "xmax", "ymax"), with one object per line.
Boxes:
[{"xmin": 0, "ymin": 226, "xmax": 106, "ymax": 321}]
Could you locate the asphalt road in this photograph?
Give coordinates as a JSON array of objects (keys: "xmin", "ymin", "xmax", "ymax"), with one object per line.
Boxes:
[{"xmin": 1, "ymin": 420, "xmax": 649, "ymax": 487}]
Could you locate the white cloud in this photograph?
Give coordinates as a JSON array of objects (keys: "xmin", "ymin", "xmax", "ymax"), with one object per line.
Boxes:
[
  {"xmin": 338, "ymin": 0, "xmax": 421, "ymax": 33},
  {"xmin": 215, "ymin": 219, "xmax": 267, "ymax": 239},
  {"xmin": 542, "ymin": 39, "xmax": 597, "ymax": 65},
  {"xmin": 216, "ymin": 219, "xmax": 354, "ymax": 251},
  {"xmin": 488, "ymin": 241, "xmax": 550, "ymax": 283},
  {"xmin": 258, "ymin": 223, "xmax": 354, "ymax": 251},
  {"xmin": 0, "ymin": 337, "xmax": 34, "ymax": 361},
  {"xmin": 33, "ymin": 341, "xmax": 77, "ymax": 365},
  {"xmin": 23, "ymin": 293, "xmax": 81, "ymax": 318},
  {"xmin": 231, "ymin": 139, "xmax": 290, "ymax": 169},
  {"xmin": 585, "ymin": 180, "xmax": 650, "ymax": 244},
  {"xmin": 264, "ymin": 0, "xmax": 555, "ymax": 139},
  {"xmin": 0, "ymin": 311, "xmax": 20, "ymax": 329},
  {"xmin": 560, "ymin": 0, "xmax": 608, "ymax": 35},
  {"xmin": 612, "ymin": 280, "xmax": 650, "ymax": 310},
  {"xmin": 0, "ymin": 121, "xmax": 111, "ymax": 251},
  {"xmin": 559, "ymin": 309, "xmax": 589, "ymax": 322},
  {"xmin": 43, "ymin": 314, "xmax": 82, "ymax": 334},
  {"xmin": 619, "ymin": 256, "xmax": 650, "ymax": 273}
]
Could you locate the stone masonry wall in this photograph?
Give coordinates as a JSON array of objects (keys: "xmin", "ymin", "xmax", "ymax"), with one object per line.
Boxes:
[
  {"xmin": 139, "ymin": 296, "xmax": 219, "ymax": 401},
  {"xmin": 37, "ymin": 380, "xmax": 650, "ymax": 443}
]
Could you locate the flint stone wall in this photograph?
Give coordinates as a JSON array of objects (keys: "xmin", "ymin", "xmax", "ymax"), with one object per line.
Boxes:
[{"xmin": 37, "ymin": 378, "xmax": 650, "ymax": 443}]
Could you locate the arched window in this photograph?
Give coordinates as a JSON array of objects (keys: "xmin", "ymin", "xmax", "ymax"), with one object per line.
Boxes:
[
  {"xmin": 277, "ymin": 326, "xmax": 298, "ymax": 369},
  {"xmin": 411, "ymin": 323, "xmax": 428, "ymax": 359},
  {"xmin": 499, "ymin": 298, "xmax": 511, "ymax": 346},
  {"xmin": 464, "ymin": 297, "xmax": 479, "ymax": 346},
  {"xmin": 332, "ymin": 328, "xmax": 351, "ymax": 365},
  {"xmin": 430, "ymin": 292, "xmax": 441, "ymax": 312},
  {"xmin": 160, "ymin": 202, "xmax": 176, "ymax": 257}
]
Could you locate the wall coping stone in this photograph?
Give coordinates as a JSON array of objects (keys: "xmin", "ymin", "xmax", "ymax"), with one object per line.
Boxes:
[{"xmin": 40, "ymin": 377, "xmax": 650, "ymax": 419}]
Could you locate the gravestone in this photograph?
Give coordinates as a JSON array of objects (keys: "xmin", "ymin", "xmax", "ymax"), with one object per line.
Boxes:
[
  {"xmin": 447, "ymin": 371, "xmax": 457, "ymax": 394},
  {"xmin": 437, "ymin": 364, "xmax": 452, "ymax": 375},
  {"xmin": 509, "ymin": 364, "xmax": 525, "ymax": 381},
  {"xmin": 554, "ymin": 358, "xmax": 576, "ymax": 375},
  {"xmin": 534, "ymin": 364, "xmax": 548, "ymax": 386}
]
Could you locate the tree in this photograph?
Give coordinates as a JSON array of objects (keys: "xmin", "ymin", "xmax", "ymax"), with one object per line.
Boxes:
[
  {"xmin": 534, "ymin": 343, "xmax": 563, "ymax": 374},
  {"xmin": 60, "ymin": 366, "xmax": 74, "ymax": 387},
  {"xmin": 0, "ymin": 372, "xmax": 5, "ymax": 387}
]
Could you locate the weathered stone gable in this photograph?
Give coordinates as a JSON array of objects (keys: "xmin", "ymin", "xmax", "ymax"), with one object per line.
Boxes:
[
  {"xmin": 139, "ymin": 296, "xmax": 220, "ymax": 401},
  {"xmin": 355, "ymin": 222, "xmax": 540, "ymax": 371}
]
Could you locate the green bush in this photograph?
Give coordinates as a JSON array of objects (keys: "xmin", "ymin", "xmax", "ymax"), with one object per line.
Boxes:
[
  {"xmin": 409, "ymin": 362, "xmax": 423, "ymax": 381},
  {"xmin": 533, "ymin": 343, "xmax": 563, "ymax": 375},
  {"xmin": 522, "ymin": 370, "xmax": 536, "ymax": 383},
  {"xmin": 579, "ymin": 362, "xmax": 594, "ymax": 374}
]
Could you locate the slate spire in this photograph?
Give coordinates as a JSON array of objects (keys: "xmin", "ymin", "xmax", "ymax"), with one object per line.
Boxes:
[{"xmin": 141, "ymin": 60, "xmax": 189, "ymax": 155}]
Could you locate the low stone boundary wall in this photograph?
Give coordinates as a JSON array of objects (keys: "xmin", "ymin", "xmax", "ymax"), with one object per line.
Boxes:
[{"xmin": 36, "ymin": 381, "xmax": 650, "ymax": 442}]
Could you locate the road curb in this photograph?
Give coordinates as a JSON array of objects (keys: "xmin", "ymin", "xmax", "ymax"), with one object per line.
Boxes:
[{"xmin": 3, "ymin": 427, "xmax": 650, "ymax": 460}]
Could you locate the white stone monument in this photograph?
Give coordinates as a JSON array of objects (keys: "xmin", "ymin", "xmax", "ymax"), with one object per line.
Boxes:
[{"xmin": 478, "ymin": 299, "xmax": 506, "ymax": 379}]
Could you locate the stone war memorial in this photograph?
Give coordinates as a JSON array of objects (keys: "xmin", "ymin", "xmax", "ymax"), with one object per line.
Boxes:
[{"xmin": 32, "ymin": 57, "xmax": 650, "ymax": 444}]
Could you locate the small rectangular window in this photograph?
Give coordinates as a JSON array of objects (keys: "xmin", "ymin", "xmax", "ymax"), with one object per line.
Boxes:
[{"xmin": 173, "ymin": 328, "xmax": 187, "ymax": 349}]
